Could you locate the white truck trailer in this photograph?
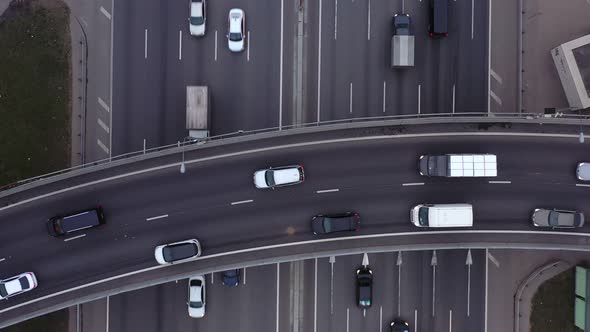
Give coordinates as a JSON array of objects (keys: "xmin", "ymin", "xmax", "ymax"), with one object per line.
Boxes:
[
  {"xmin": 391, "ymin": 14, "xmax": 415, "ymax": 68},
  {"xmin": 186, "ymin": 86, "xmax": 210, "ymax": 139},
  {"xmin": 419, "ymin": 154, "xmax": 497, "ymax": 177}
]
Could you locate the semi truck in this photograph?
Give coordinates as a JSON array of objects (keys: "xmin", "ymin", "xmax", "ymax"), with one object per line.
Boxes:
[
  {"xmin": 186, "ymin": 86, "xmax": 210, "ymax": 139},
  {"xmin": 419, "ymin": 154, "xmax": 497, "ymax": 177},
  {"xmin": 391, "ymin": 14, "xmax": 415, "ymax": 68}
]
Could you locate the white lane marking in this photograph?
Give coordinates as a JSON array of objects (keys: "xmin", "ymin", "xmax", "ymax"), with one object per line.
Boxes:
[
  {"xmin": 247, "ymin": 31, "xmax": 251, "ymax": 62},
  {"xmin": 418, "ymin": 84, "xmax": 421, "ymax": 114},
  {"xmin": 76, "ymin": 303, "xmax": 80, "ymax": 332},
  {"xmin": 243, "ymin": 267, "xmax": 247, "ymax": 285},
  {"xmin": 576, "ymin": 183, "xmax": 590, "ymax": 187},
  {"xmin": 488, "ymin": 180, "xmax": 511, "ymax": 184},
  {"xmin": 314, "ymin": 258, "xmax": 318, "ymax": 332},
  {"xmin": 490, "ymin": 69, "xmax": 503, "ymax": 85},
  {"xmin": 143, "ymin": 139, "xmax": 146, "ymax": 153},
  {"xmin": 231, "ymin": 199, "xmax": 254, "ymax": 205},
  {"xmin": 109, "ymin": 0, "xmax": 114, "ymax": 159},
  {"xmin": 178, "ymin": 30, "xmax": 182, "ymax": 60},
  {"xmin": 367, "ymin": 0, "xmax": 371, "ymax": 40},
  {"xmin": 471, "ymin": 0, "xmax": 474, "ymax": 39},
  {"xmin": 334, "ymin": 0, "xmax": 338, "ymax": 40},
  {"xmin": 106, "ymin": 296, "xmax": 110, "ymax": 332},
  {"xmin": 484, "ymin": 248, "xmax": 489, "ymax": 332},
  {"xmin": 211, "ymin": 272, "xmax": 214, "ymax": 284},
  {"xmin": 346, "ymin": 308, "xmax": 350, "ymax": 332},
  {"xmin": 402, "ymin": 182, "xmax": 424, "ymax": 186},
  {"xmin": 487, "ymin": 0, "xmax": 492, "ymax": 113},
  {"xmin": 98, "ymin": 97, "xmax": 110, "ymax": 113},
  {"xmin": 98, "ymin": 118, "xmax": 110, "ymax": 134},
  {"xmin": 487, "ymin": 251, "xmax": 500, "ymax": 268},
  {"xmin": 349, "ymin": 82, "xmax": 353, "ymax": 113},
  {"xmin": 144, "ymin": 29, "xmax": 148, "ymax": 59},
  {"xmin": 414, "ymin": 309, "xmax": 418, "ymax": 332},
  {"xmin": 97, "ymin": 139, "xmax": 110, "ymax": 154},
  {"xmin": 490, "ymin": 90, "xmax": 502, "ymax": 106},
  {"xmin": 379, "ymin": 306, "xmax": 383, "ymax": 332},
  {"xmin": 276, "ymin": 263, "xmax": 280, "ymax": 332},
  {"xmin": 100, "ymin": 6, "xmax": 111, "ymax": 20},
  {"xmin": 382, "ymin": 81, "xmax": 386, "ymax": 112},
  {"xmin": 0, "ymin": 258, "xmax": 6, "ymax": 263},
  {"xmin": 5, "ymin": 229, "xmax": 590, "ymax": 315},
  {"xmin": 453, "ymin": 84, "xmax": 455, "ymax": 113},
  {"xmin": 146, "ymin": 214, "xmax": 168, "ymax": 221},
  {"xmin": 64, "ymin": 234, "xmax": 86, "ymax": 242},
  {"xmin": 3, "ymin": 132, "xmax": 589, "ymax": 213},
  {"xmin": 316, "ymin": 188, "xmax": 339, "ymax": 194},
  {"xmin": 214, "ymin": 30, "xmax": 218, "ymax": 61},
  {"xmin": 317, "ymin": 0, "xmax": 323, "ymax": 122},
  {"xmin": 279, "ymin": 0, "xmax": 284, "ymax": 129},
  {"xmin": 449, "ymin": 309, "xmax": 453, "ymax": 332}
]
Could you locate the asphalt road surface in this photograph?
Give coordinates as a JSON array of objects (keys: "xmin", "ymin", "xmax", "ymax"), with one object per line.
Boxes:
[{"xmin": 0, "ymin": 134, "xmax": 589, "ymax": 319}]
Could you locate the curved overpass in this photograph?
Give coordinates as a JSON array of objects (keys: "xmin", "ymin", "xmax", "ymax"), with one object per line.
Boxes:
[{"xmin": 1, "ymin": 123, "xmax": 589, "ymax": 326}]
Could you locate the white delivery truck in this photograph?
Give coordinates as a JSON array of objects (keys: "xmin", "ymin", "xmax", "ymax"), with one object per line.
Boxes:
[
  {"xmin": 186, "ymin": 86, "xmax": 210, "ymax": 139},
  {"xmin": 418, "ymin": 154, "xmax": 497, "ymax": 177},
  {"xmin": 410, "ymin": 204, "xmax": 473, "ymax": 227},
  {"xmin": 391, "ymin": 14, "xmax": 414, "ymax": 68}
]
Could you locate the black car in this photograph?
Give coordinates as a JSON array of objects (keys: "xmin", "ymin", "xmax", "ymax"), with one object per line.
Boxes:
[
  {"xmin": 356, "ymin": 267, "xmax": 372, "ymax": 308},
  {"xmin": 222, "ymin": 269, "xmax": 240, "ymax": 287},
  {"xmin": 311, "ymin": 212, "xmax": 361, "ymax": 235},
  {"xmin": 47, "ymin": 207, "xmax": 105, "ymax": 237},
  {"xmin": 390, "ymin": 319, "xmax": 410, "ymax": 332}
]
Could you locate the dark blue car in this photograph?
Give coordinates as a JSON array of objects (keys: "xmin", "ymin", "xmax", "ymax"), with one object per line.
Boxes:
[{"xmin": 222, "ymin": 269, "xmax": 240, "ymax": 287}]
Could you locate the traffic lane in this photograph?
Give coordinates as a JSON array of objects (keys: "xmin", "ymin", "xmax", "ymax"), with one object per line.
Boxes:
[
  {"xmin": 396, "ymin": 250, "xmax": 427, "ymax": 329},
  {"xmin": 454, "ymin": 0, "xmax": 487, "ymax": 113},
  {"xmin": 280, "ymin": 0, "xmax": 296, "ymax": 127}
]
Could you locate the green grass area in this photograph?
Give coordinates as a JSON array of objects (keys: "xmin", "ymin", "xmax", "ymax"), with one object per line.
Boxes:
[
  {"xmin": 530, "ymin": 268, "xmax": 579, "ymax": 332},
  {"xmin": 0, "ymin": 309, "xmax": 68, "ymax": 332},
  {"xmin": 0, "ymin": 0, "xmax": 71, "ymax": 187}
]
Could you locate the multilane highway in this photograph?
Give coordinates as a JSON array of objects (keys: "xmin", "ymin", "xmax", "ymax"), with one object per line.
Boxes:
[{"xmin": 0, "ymin": 132, "xmax": 589, "ymax": 326}]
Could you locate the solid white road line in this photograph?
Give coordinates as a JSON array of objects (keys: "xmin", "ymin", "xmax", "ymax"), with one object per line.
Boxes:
[
  {"xmin": 98, "ymin": 97, "xmax": 110, "ymax": 112},
  {"xmin": 402, "ymin": 182, "xmax": 425, "ymax": 186},
  {"xmin": 334, "ymin": 0, "xmax": 338, "ymax": 40},
  {"xmin": 109, "ymin": 0, "xmax": 114, "ymax": 159},
  {"xmin": 279, "ymin": 0, "xmax": 284, "ymax": 129},
  {"xmin": 144, "ymin": 29, "xmax": 148, "ymax": 59},
  {"xmin": 100, "ymin": 6, "xmax": 111, "ymax": 19},
  {"xmin": 276, "ymin": 263, "xmax": 280, "ymax": 332},
  {"xmin": 0, "ymin": 258, "xmax": 6, "ymax": 263},
  {"xmin": 247, "ymin": 30, "xmax": 251, "ymax": 62},
  {"xmin": 106, "ymin": 296, "xmax": 110, "ymax": 332},
  {"xmin": 349, "ymin": 82, "xmax": 353, "ymax": 113},
  {"xmin": 367, "ymin": 0, "xmax": 371, "ymax": 40},
  {"xmin": 379, "ymin": 306, "xmax": 383, "ymax": 332},
  {"xmin": 64, "ymin": 234, "xmax": 86, "ymax": 242},
  {"xmin": 316, "ymin": 188, "xmax": 339, "ymax": 194},
  {"xmin": 317, "ymin": 0, "xmax": 323, "ymax": 122},
  {"xmin": 314, "ymin": 258, "xmax": 318, "ymax": 332},
  {"xmin": 76, "ymin": 303, "xmax": 80, "ymax": 332},
  {"xmin": 97, "ymin": 139, "xmax": 110, "ymax": 154},
  {"xmin": 231, "ymin": 199, "xmax": 254, "ymax": 205},
  {"xmin": 178, "ymin": 30, "xmax": 182, "ymax": 60},
  {"xmin": 449, "ymin": 309, "xmax": 453, "ymax": 332},
  {"xmin": 487, "ymin": 0, "xmax": 492, "ymax": 113},
  {"xmin": 146, "ymin": 214, "xmax": 168, "ymax": 221},
  {"xmin": 488, "ymin": 180, "xmax": 511, "ymax": 184},
  {"xmin": 576, "ymin": 183, "xmax": 590, "ymax": 187},
  {"xmin": 453, "ymin": 84, "xmax": 455, "ymax": 113},
  {"xmin": 346, "ymin": 308, "xmax": 350, "ymax": 332},
  {"xmin": 418, "ymin": 84, "xmax": 421, "ymax": 114},
  {"xmin": 471, "ymin": 0, "xmax": 474, "ymax": 39},
  {"xmin": 243, "ymin": 267, "xmax": 247, "ymax": 285},
  {"xmin": 98, "ymin": 118, "xmax": 110, "ymax": 134},
  {"xmin": 215, "ymin": 30, "xmax": 218, "ymax": 61},
  {"xmin": 484, "ymin": 248, "xmax": 489, "ymax": 332},
  {"xmin": 414, "ymin": 309, "xmax": 418, "ymax": 332},
  {"xmin": 383, "ymin": 81, "xmax": 386, "ymax": 112}
]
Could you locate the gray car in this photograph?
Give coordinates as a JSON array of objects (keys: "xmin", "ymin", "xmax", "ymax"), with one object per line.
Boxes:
[
  {"xmin": 577, "ymin": 162, "xmax": 590, "ymax": 181},
  {"xmin": 532, "ymin": 208, "xmax": 585, "ymax": 228}
]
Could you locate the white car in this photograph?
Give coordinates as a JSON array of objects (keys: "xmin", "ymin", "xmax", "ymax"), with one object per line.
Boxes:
[
  {"xmin": 253, "ymin": 165, "xmax": 305, "ymax": 189},
  {"xmin": 0, "ymin": 272, "xmax": 37, "ymax": 300},
  {"xmin": 577, "ymin": 162, "xmax": 590, "ymax": 181},
  {"xmin": 189, "ymin": 0, "xmax": 206, "ymax": 36},
  {"xmin": 227, "ymin": 8, "xmax": 245, "ymax": 52},
  {"xmin": 188, "ymin": 275, "xmax": 205, "ymax": 318},
  {"xmin": 154, "ymin": 239, "xmax": 202, "ymax": 265}
]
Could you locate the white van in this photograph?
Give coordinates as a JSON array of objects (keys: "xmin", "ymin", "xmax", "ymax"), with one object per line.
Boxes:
[{"xmin": 410, "ymin": 204, "xmax": 473, "ymax": 227}]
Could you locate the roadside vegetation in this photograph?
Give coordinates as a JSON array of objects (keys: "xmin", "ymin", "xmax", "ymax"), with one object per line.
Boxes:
[
  {"xmin": 530, "ymin": 268, "xmax": 579, "ymax": 332},
  {"xmin": 0, "ymin": 309, "xmax": 68, "ymax": 332},
  {"xmin": 0, "ymin": 0, "xmax": 71, "ymax": 187}
]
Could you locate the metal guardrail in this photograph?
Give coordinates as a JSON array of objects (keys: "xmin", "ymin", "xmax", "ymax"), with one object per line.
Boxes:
[{"xmin": 1, "ymin": 112, "xmax": 589, "ymax": 192}]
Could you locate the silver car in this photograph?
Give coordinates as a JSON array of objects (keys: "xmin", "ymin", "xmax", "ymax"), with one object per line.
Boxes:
[
  {"xmin": 532, "ymin": 208, "xmax": 585, "ymax": 228},
  {"xmin": 577, "ymin": 162, "xmax": 590, "ymax": 181},
  {"xmin": 189, "ymin": 0, "xmax": 206, "ymax": 36},
  {"xmin": 188, "ymin": 275, "xmax": 205, "ymax": 318}
]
